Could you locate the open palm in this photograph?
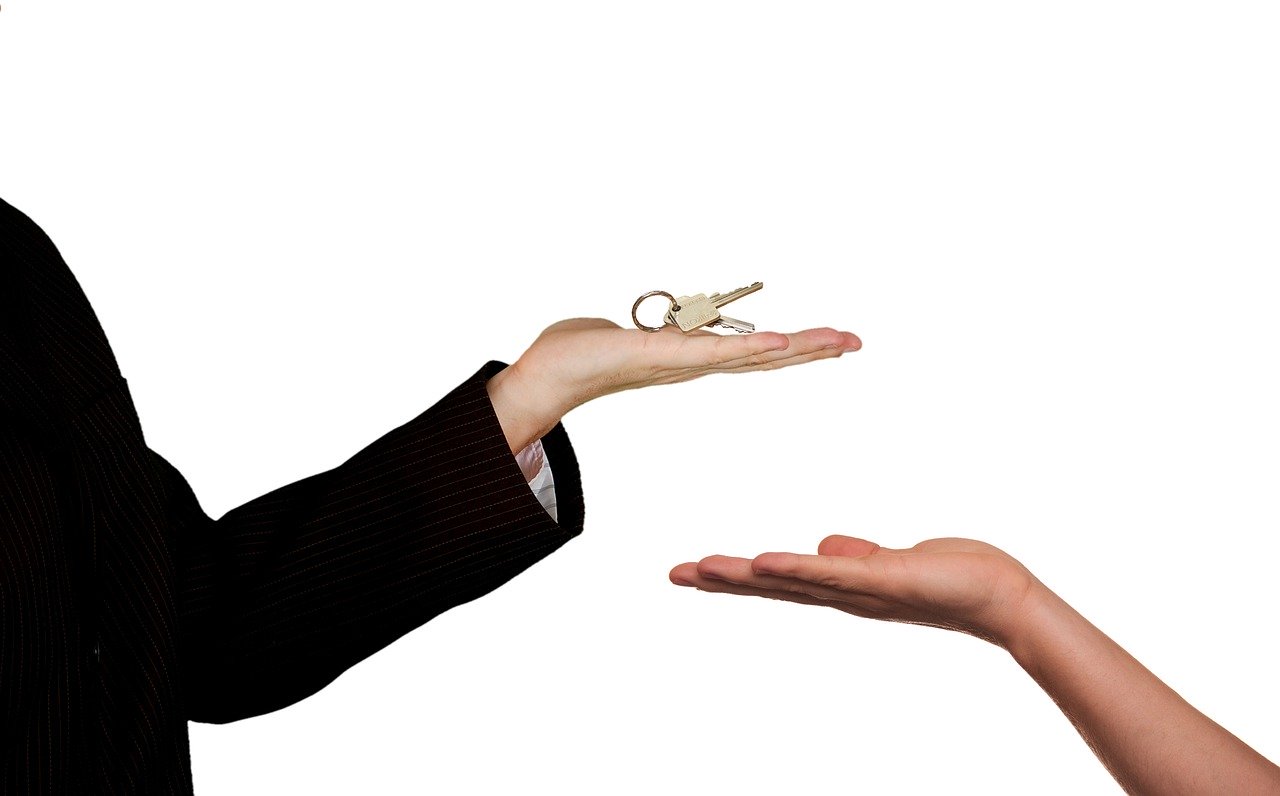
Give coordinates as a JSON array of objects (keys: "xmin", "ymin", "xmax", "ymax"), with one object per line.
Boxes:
[{"xmin": 484, "ymin": 318, "xmax": 861, "ymax": 452}]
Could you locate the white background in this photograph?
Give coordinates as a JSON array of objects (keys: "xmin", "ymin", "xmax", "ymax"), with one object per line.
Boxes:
[{"xmin": 3, "ymin": 2, "xmax": 1278, "ymax": 793}]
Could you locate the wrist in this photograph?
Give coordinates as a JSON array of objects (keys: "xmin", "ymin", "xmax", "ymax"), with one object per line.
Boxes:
[
  {"xmin": 1000, "ymin": 580, "xmax": 1088, "ymax": 672},
  {"xmin": 485, "ymin": 363, "xmax": 563, "ymax": 454}
]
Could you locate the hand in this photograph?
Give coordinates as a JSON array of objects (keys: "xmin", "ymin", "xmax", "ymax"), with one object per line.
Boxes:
[
  {"xmin": 486, "ymin": 319, "xmax": 861, "ymax": 452},
  {"xmin": 670, "ymin": 535, "xmax": 1040, "ymax": 648}
]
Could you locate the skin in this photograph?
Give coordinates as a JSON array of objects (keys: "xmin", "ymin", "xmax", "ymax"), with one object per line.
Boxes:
[
  {"xmin": 670, "ymin": 536, "xmax": 1280, "ymax": 795},
  {"xmin": 485, "ymin": 318, "xmax": 861, "ymax": 453}
]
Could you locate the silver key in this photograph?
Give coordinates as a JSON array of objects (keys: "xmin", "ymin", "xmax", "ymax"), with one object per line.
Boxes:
[
  {"xmin": 708, "ymin": 314, "xmax": 755, "ymax": 333},
  {"xmin": 666, "ymin": 281, "xmax": 764, "ymax": 333}
]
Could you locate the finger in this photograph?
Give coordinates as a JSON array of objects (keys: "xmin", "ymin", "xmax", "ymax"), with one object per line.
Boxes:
[
  {"xmin": 781, "ymin": 329, "xmax": 862, "ymax": 352},
  {"xmin": 750, "ymin": 551, "xmax": 887, "ymax": 595},
  {"xmin": 647, "ymin": 329, "xmax": 860, "ymax": 385},
  {"xmin": 675, "ymin": 555, "xmax": 916, "ymax": 624},
  {"xmin": 817, "ymin": 535, "xmax": 881, "ymax": 558},
  {"xmin": 675, "ymin": 571, "xmax": 846, "ymax": 609},
  {"xmin": 710, "ymin": 341, "xmax": 850, "ymax": 376},
  {"xmin": 671, "ymin": 559, "xmax": 839, "ymax": 603},
  {"xmin": 691, "ymin": 554, "xmax": 879, "ymax": 603},
  {"xmin": 709, "ymin": 329, "xmax": 860, "ymax": 369},
  {"xmin": 656, "ymin": 327, "xmax": 788, "ymax": 366},
  {"xmin": 662, "ymin": 326, "xmax": 858, "ymax": 370},
  {"xmin": 670, "ymin": 560, "xmax": 911, "ymax": 624},
  {"xmin": 670, "ymin": 562, "xmax": 696, "ymax": 585},
  {"xmin": 542, "ymin": 317, "xmax": 624, "ymax": 333},
  {"xmin": 670, "ymin": 548, "xmax": 876, "ymax": 587}
]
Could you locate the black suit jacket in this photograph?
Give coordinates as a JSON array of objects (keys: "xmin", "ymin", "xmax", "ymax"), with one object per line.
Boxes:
[{"xmin": 0, "ymin": 197, "xmax": 585, "ymax": 794}]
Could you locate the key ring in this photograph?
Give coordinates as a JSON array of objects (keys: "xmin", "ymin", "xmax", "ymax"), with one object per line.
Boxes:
[{"xmin": 631, "ymin": 290, "xmax": 680, "ymax": 333}]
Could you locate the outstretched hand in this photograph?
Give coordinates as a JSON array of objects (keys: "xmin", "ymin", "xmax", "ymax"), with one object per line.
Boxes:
[
  {"xmin": 486, "ymin": 318, "xmax": 861, "ymax": 452},
  {"xmin": 670, "ymin": 536, "xmax": 1040, "ymax": 648}
]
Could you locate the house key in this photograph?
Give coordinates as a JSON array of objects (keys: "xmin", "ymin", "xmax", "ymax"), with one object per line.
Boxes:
[
  {"xmin": 667, "ymin": 282, "xmax": 764, "ymax": 333},
  {"xmin": 631, "ymin": 282, "xmax": 764, "ymax": 333}
]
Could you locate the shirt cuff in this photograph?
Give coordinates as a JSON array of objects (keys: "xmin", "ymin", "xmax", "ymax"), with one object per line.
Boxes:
[{"xmin": 515, "ymin": 438, "xmax": 558, "ymax": 522}]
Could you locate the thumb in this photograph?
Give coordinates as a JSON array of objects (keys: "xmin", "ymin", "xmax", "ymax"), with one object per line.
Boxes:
[
  {"xmin": 541, "ymin": 317, "xmax": 622, "ymax": 334},
  {"xmin": 818, "ymin": 535, "xmax": 881, "ymax": 558}
]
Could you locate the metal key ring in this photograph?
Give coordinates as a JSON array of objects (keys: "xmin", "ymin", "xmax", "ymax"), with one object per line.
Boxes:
[{"xmin": 631, "ymin": 290, "xmax": 679, "ymax": 333}]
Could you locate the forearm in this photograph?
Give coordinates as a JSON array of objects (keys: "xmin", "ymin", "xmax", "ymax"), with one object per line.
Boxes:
[{"xmin": 1006, "ymin": 586, "xmax": 1280, "ymax": 794}]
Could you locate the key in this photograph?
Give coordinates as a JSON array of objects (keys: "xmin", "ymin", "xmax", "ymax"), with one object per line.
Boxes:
[
  {"xmin": 666, "ymin": 281, "xmax": 764, "ymax": 333},
  {"xmin": 708, "ymin": 315, "xmax": 755, "ymax": 333},
  {"xmin": 665, "ymin": 294, "xmax": 721, "ymax": 332}
]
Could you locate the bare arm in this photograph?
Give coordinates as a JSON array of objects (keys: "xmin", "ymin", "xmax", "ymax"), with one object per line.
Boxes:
[
  {"xmin": 671, "ymin": 536, "xmax": 1280, "ymax": 795},
  {"xmin": 1006, "ymin": 578, "xmax": 1277, "ymax": 793}
]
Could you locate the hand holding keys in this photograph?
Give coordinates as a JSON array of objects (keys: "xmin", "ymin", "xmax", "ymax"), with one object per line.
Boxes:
[
  {"xmin": 631, "ymin": 282, "xmax": 764, "ymax": 333},
  {"xmin": 489, "ymin": 304, "xmax": 859, "ymax": 453}
]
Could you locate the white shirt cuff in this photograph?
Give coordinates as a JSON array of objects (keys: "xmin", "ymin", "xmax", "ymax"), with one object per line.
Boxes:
[{"xmin": 514, "ymin": 438, "xmax": 557, "ymax": 522}]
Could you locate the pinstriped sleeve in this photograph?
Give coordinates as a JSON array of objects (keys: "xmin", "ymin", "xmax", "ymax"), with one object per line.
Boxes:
[{"xmin": 161, "ymin": 360, "xmax": 585, "ymax": 723}]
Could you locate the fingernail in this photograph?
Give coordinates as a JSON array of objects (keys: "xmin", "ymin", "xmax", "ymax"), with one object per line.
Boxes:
[
  {"xmin": 752, "ymin": 556, "xmax": 781, "ymax": 575},
  {"xmin": 696, "ymin": 562, "xmax": 727, "ymax": 580},
  {"xmin": 671, "ymin": 577, "xmax": 695, "ymax": 587}
]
